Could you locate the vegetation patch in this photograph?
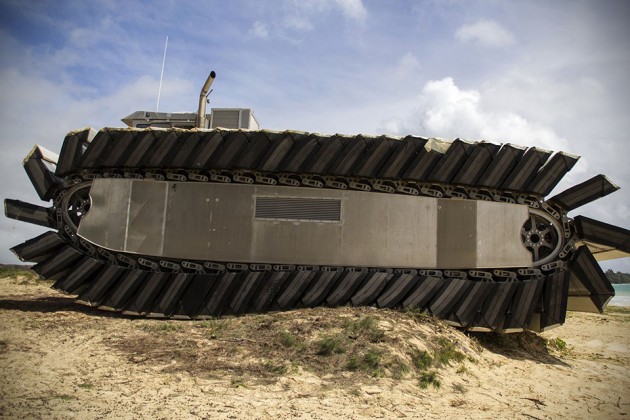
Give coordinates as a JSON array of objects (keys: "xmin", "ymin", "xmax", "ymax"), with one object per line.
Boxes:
[
  {"xmin": 410, "ymin": 349, "xmax": 433, "ymax": 371},
  {"xmin": 315, "ymin": 334, "xmax": 346, "ymax": 356},
  {"xmin": 344, "ymin": 316, "xmax": 386, "ymax": 343},
  {"xmin": 386, "ymin": 356, "xmax": 410, "ymax": 380},
  {"xmin": 403, "ymin": 307, "xmax": 430, "ymax": 323},
  {"xmin": 0, "ymin": 266, "xmax": 35, "ymax": 279},
  {"xmin": 433, "ymin": 337, "xmax": 466, "ymax": 367},
  {"xmin": 605, "ymin": 269, "xmax": 630, "ymax": 284},
  {"xmin": 194, "ymin": 318, "xmax": 228, "ymax": 338},
  {"xmin": 263, "ymin": 360, "xmax": 289, "ymax": 375},
  {"xmin": 0, "ymin": 265, "xmax": 45, "ymax": 286},
  {"xmin": 405, "ymin": 337, "xmax": 468, "ymax": 389},
  {"xmin": 546, "ymin": 337, "xmax": 568, "ymax": 352},
  {"xmin": 418, "ymin": 370, "xmax": 441, "ymax": 389},
  {"xmin": 278, "ymin": 330, "xmax": 302, "ymax": 349},
  {"xmin": 108, "ymin": 307, "xmax": 480, "ymax": 388},
  {"xmin": 346, "ymin": 347, "xmax": 384, "ymax": 377}
]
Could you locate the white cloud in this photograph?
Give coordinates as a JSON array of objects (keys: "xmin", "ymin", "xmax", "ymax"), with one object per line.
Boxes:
[
  {"xmin": 252, "ymin": 0, "xmax": 367, "ymax": 40},
  {"xmin": 398, "ymin": 52, "xmax": 422, "ymax": 72},
  {"xmin": 69, "ymin": 27, "xmax": 94, "ymax": 48},
  {"xmin": 383, "ymin": 77, "xmax": 569, "ymax": 152},
  {"xmin": 381, "ymin": 52, "xmax": 423, "ymax": 85},
  {"xmin": 282, "ymin": 15, "xmax": 314, "ymax": 31},
  {"xmin": 333, "ymin": 0, "xmax": 367, "ymax": 22},
  {"xmin": 249, "ymin": 21, "xmax": 269, "ymax": 39},
  {"xmin": 0, "ymin": 67, "xmax": 195, "ymax": 264},
  {"xmin": 295, "ymin": 0, "xmax": 367, "ymax": 22},
  {"xmin": 455, "ymin": 19, "xmax": 515, "ymax": 48},
  {"xmin": 380, "ymin": 76, "xmax": 630, "ymax": 215},
  {"xmin": 68, "ymin": 17, "xmax": 113, "ymax": 48}
]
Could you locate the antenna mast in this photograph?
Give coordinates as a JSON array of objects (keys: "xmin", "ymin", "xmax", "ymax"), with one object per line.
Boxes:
[{"xmin": 156, "ymin": 35, "xmax": 168, "ymax": 111}]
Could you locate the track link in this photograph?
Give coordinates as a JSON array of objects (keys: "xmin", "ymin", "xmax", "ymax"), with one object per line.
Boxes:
[{"xmin": 6, "ymin": 127, "xmax": 624, "ymax": 332}]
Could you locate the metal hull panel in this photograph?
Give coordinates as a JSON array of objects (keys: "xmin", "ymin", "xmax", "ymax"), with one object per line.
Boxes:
[{"xmin": 79, "ymin": 178, "xmax": 531, "ymax": 269}]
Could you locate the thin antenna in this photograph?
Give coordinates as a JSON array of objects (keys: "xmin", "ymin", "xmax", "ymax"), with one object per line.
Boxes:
[{"xmin": 156, "ymin": 35, "xmax": 168, "ymax": 111}]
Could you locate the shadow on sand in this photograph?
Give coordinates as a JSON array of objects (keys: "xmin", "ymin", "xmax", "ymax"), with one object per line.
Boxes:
[
  {"xmin": 468, "ymin": 331, "xmax": 570, "ymax": 367},
  {"xmin": 0, "ymin": 293, "xmax": 570, "ymax": 366},
  {"xmin": 0, "ymin": 295, "xmax": 135, "ymax": 320}
]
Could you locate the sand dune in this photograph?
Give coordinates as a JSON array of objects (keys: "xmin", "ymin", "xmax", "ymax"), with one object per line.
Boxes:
[{"xmin": 1, "ymin": 272, "xmax": 628, "ymax": 419}]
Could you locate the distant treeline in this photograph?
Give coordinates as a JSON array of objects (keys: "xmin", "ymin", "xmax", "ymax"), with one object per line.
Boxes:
[{"xmin": 606, "ymin": 269, "xmax": 630, "ymax": 284}]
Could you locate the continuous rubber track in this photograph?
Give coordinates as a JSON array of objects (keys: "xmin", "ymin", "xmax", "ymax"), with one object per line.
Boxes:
[{"xmin": 6, "ymin": 127, "xmax": 626, "ymax": 332}]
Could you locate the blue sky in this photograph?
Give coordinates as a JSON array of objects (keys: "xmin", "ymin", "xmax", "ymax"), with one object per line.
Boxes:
[{"xmin": 1, "ymin": 0, "xmax": 629, "ymax": 272}]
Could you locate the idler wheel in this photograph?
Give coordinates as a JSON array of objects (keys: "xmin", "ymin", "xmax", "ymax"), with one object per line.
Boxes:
[
  {"xmin": 521, "ymin": 209, "xmax": 563, "ymax": 266},
  {"xmin": 61, "ymin": 182, "xmax": 92, "ymax": 231}
]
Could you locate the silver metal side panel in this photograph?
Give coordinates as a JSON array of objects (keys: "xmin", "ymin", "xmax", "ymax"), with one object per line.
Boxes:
[{"xmin": 79, "ymin": 179, "xmax": 532, "ymax": 269}]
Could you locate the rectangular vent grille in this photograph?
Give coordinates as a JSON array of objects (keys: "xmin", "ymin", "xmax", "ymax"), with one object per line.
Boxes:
[
  {"xmin": 211, "ymin": 110, "xmax": 241, "ymax": 129},
  {"xmin": 255, "ymin": 197, "xmax": 341, "ymax": 222}
]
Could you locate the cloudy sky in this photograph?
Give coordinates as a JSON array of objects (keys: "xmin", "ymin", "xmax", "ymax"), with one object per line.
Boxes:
[{"xmin": 1, "ymin": 0, "xmax": 629, "ymax": 272}]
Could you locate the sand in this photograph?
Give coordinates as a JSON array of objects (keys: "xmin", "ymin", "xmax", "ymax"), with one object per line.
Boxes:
[{"xmin": 1, "ymin": 272, "xmax": 629, "ymax": 419}]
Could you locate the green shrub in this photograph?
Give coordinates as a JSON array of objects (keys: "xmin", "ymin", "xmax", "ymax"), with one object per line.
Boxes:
[
  {"xmin": 346, "ymin": 347, "xmax": 383, "ymax": 377},
  {"xmin": 344, "ymin": 316, "xmax": 386, "ymax": 343},
  {"xmin": 418, "ymin": 371, "xmax": 441, "ymax": 389},
  {"xmin": 433, "ymin": 338, "xmax": 465, "ymax": 367},
  {"xmin": 316, "ymin": 335, "xmax": 346, "ymax": 356},
  {"xmin": 279, "ymin": 330, "xmax": 299, "ymax": 348},
  {"xmin": 388, "ymin": 357, "xmax": 410, "ymax": 379},
  {"xmin": 263, "ymin": 361, "xmax": 288, "ymax": 375},
  {"xmin": 404, "ymin": 307, "xmax": 430, "ymax": 322},
  {"xmin": 363, "ymin": 347, "xmax": 382, "ymax": 370},
  {"xmin": 547, "ymin": 337, "xmax": 567, "ymax": 351},
  {"xmin": 410, "ymin": 350, "xmax": 433, "ymax": 371}
]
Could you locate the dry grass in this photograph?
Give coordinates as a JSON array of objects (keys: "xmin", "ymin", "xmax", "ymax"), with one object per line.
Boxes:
[{"xmin": 106, "ymin": 307, "xmax": 481, "ymax": 388}]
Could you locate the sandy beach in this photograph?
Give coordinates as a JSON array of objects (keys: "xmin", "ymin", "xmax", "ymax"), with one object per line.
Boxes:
[{"xmin": 1, "ymin": 270, "xmax": 628, "ymax": 419}]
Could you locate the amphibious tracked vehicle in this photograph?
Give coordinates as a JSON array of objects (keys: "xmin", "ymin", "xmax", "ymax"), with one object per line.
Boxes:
[{"xmin": 6, "ymin": 71, "xmax": 630, "ymax": 332}]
